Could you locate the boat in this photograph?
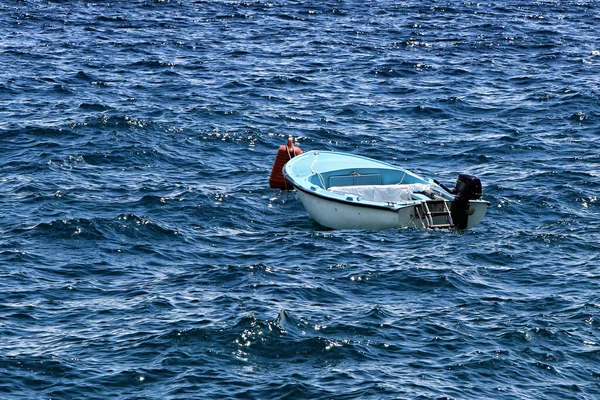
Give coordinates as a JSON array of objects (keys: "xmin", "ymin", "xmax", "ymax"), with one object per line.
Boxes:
[{"xmin": 282, "ymin": 150, "xmax": 489, "ymax": 230}]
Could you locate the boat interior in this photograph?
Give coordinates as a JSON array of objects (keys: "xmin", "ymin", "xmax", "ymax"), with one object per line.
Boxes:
[
  {"xmin": 309, "ymin": 168, "xmax": 424, "ymax": 188},
  {"xmin": 308, "ymin": 169, "xmax": 448, "ymax": 203}
]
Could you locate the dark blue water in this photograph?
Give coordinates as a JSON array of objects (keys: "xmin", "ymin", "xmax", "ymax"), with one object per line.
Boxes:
[{"xmin": 1, "ymin": 1, "xmax": 600, "ymax": 398}]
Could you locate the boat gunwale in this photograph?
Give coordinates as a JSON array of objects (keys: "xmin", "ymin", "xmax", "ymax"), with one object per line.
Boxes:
[
  {"xmin": 291, "ymin": 182, "xmax": 416, "ymax": 212},
  {"xmin": 292, "ymin": 181, "xmax": 491, "ymax": 211}
]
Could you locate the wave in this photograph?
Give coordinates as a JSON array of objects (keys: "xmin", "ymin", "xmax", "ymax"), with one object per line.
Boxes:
[
  {"xmin": 254, "ymin": 75, "xmax": 314, "ymax": 87},
  {"xmin": 16, "ymin": 214, "xmax": 181, "ymax": 241}
]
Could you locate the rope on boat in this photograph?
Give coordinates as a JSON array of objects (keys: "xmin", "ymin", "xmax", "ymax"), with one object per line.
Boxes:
[
  {"xmin": 399, "ymin": 170, "xmax": 407, "ymax": 185},
  {"xmin": 310, "ymin": 151, "xmax": 327, "ymax": 189}
]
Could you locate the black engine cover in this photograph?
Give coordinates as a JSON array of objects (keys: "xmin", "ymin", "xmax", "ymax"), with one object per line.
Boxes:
[{"xmin": 454, "ymin": 174, "xmax": 482, "ymax": 200}]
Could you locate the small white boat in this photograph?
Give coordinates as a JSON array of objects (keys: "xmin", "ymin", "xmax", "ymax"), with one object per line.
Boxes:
[{"xmin": 282, "ymin": 150, "xmax": 489, "ymax": 230}]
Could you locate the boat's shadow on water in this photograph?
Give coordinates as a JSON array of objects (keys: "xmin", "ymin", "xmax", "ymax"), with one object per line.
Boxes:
[{"xmin": 308, "ymin": 220, "xmax": 472, "ymax": 236}]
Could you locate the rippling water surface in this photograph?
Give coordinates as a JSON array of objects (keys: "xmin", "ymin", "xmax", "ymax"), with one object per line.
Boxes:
[{"xmin": 1, "ymin": 1, "xmax": 600, "ymax": 398}]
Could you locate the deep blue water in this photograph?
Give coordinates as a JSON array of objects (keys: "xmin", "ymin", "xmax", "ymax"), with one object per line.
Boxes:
[{"xmin": 1, "ymin": 1, "xmax": 600, "ymax": 398}]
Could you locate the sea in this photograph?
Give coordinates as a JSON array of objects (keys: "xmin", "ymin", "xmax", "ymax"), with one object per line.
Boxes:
[{"xmin": 1, "ymin": 1, "xmax": 599, "ymax": 399}]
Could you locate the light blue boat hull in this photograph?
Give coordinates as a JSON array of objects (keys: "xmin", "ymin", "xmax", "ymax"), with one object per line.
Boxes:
[{"xmin": 283, "ymin": 151, "xmax": 489, "ymax": 230}]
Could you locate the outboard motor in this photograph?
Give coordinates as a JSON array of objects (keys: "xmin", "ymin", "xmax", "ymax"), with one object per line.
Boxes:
[{"xmin": 451, "ymin": 174, "xmax": 482, "ymax": 229}]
